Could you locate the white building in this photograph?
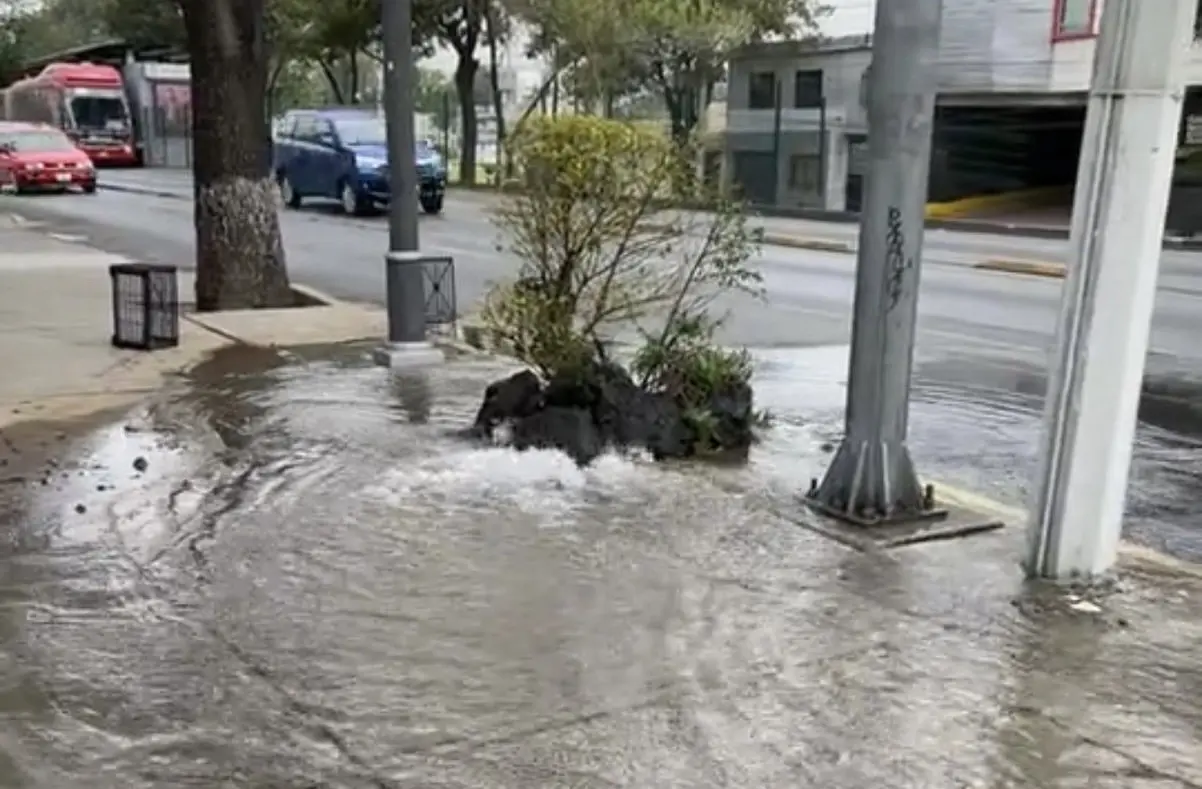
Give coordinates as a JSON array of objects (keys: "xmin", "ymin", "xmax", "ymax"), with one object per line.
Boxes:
[{"xmin": 724, "ymin": 0, "xmax": 1202, "ymax": 215}]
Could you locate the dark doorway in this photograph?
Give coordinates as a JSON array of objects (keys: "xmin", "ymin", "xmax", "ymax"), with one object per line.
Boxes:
[{"xmin": 844, "ymin": 134, "xmax": 867, "ymax": 212}]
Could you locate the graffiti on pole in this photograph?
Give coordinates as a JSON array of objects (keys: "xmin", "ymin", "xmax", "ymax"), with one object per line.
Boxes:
[{"xmin": 885, "ymin": 205, "xmax": 912, "ymax": 310}]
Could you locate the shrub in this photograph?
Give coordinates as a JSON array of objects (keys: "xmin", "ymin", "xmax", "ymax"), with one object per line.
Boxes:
[{"xmin": 481, "ymin": 114, "xmax": 766, "ymax": 447}]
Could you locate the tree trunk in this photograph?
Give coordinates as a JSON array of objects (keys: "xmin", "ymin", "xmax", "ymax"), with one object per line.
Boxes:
[
  {"xmin": 348, "ymin": 51, "xmax": 360, "ymax": 103},
  {"xmin": 180, "ymin": 0, "xmax": 292, "ymax": 311},
  {"xmin": 550, "ymin": 47, "xmax": 560, "ymax": 116},
  {"xmin": 484, "ymin": 9, "xmax": 505, "ymax": 184},
  {"xmin": 317, "ymin": 59, "xmax": 345, "ymax": 103},
  {"xmin": 454, "ymin": 57, "xmax": 479, "ymax": 186}
]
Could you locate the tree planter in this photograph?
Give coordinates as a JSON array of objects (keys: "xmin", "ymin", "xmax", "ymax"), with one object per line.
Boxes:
[{"xmin": 467, "ymin": 361, "xmax": 755, "ymax": 466}]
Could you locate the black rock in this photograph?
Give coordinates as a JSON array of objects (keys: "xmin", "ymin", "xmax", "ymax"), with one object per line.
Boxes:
[
  {"xmin": 513, "ymin": 406, "xmax": 603, "ymax": 465},
  {"xmin": 469, "ymin": 360, "xmax": 754, "ymax": 465},
  {"xmin": 700, "ymin": 380, "xmax": 755, "ymax": 452},
  {"xmin": 471, "ymin": 370, "xmax": 543, "ymax": 437}
]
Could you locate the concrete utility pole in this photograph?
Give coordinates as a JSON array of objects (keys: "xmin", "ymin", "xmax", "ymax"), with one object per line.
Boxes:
[
  {"xmin": 1026, "ymin": 0, "xmax": 1194, "ymax": 581},
  {"xmin": 805, "ymin": 0, "xmax": 944, "ymax": 525},
  {"xmin": 378, "ymin": 0, "xmax": 442, "ymax": 367}
]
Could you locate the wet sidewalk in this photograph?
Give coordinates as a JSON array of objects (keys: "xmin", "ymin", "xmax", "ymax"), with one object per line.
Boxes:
[
  {"xmin": 0, "ymin": 216, "xmax": 227, "ymax": 429},
  {"xmin": 1, "ymin": 342, "xmax": 1199, "ymax": 787}
]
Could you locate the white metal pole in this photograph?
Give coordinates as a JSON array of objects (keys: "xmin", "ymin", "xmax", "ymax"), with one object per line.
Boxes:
[{"xmin": 1026, "ymin": 0, "xmax": 1195, "ymax": 581}]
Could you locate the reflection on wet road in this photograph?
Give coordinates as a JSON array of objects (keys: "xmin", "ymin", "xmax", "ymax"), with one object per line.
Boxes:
[{"xmin": 1, "ymin": 344, "xmax": 1200, "ymax": 787}]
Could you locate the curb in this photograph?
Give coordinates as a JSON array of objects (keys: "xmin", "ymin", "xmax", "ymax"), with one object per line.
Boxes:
[
  {"xmin": 638, "ymin": 222, "xmax": 856, "ymax": 255},
  {"xmin": 973, "ymin": 259, "xmax": 1066, "ymax": 279},
  {"xmin": 99, "ymin": 182, "xmax": 189, "ymax": 200},
  {"xmin": 936, "ymin": 482, "xmax": 1202, "ymax": 579},
  {"xmin": 760, "ymin": 232, "xmax": 854, "ymax": 254}
]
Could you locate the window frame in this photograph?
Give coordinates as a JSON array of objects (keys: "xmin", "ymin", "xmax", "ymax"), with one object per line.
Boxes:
[
  {"xmin": 747, "ymin": 71, "xmax": 777, "ymax": 110},
  {"xmin": 1051, "ymin": 0, "xmax": 1098, "ymax": 42},
  {"xmin": 793, "ymin": 69, "xmax": 824, "ymax": 109},
  {"xmin": 787, "ymin": 153, "xmax": 822, "ymax": 193}
]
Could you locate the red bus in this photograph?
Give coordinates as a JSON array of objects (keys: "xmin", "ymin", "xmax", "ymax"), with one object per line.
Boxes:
[{"xmin": 1, "ymin": 63, "xmax": 138, "ymax": 166}]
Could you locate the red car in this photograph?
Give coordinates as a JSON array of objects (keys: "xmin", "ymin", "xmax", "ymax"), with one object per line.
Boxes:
[{"xmin": 0, "ymin": 122, "xmax": 97, "ymax": 194}]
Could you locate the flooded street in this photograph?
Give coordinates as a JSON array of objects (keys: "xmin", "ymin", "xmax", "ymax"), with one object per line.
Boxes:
[{"xmin": 2, "ymin": 343, "xmax": 1201, "ymax": 787}]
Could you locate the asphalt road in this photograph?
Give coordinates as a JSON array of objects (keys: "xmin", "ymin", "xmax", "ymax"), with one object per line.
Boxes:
[{"xmin": 7, "ymin": 182, "xmax": 1202, "ymax": 371}]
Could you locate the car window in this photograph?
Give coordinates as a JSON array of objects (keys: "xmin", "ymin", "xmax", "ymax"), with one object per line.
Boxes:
[
  {"xmin": 313, "ymin": 119, "xmax": 336, "ymax": 144},
  {"xmin": 291, "ymin": 115, "xmax": 320, "ymax": 142},
  {"xmin": 0, "ymin": 130, "xmax": 76, "ymax": 152},
  {"xmin": 333, "ymin": 117, "xmax": 386, "ymax": 146},
  {"xmin": 275, "ymin": 115, "xmax": 296, "ymax": 138}
]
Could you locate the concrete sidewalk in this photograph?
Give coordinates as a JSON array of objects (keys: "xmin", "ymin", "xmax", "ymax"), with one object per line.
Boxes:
[{"xmin": 0, "ymin": 214, "xmax": 391, "ymax": 430}]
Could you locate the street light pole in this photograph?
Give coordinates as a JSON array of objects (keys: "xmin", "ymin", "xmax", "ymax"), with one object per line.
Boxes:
[
  {"xmin": 1026, "ymin": 0, "xmax": 1194, "ymax": 581},
  {"xmin": 805, "ymin": 0, "xmax": 943, "ymax": 526},
  {"xmin": 377, "ymin": 0, "xmax": 442, "ymax": 367}
]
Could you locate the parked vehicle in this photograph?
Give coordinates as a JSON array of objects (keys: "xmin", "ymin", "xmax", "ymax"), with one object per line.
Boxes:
[
  {"xmin": 0, "ymin": 63, "xmax": 138, "ymax": 167},
  {"xmin": 0, "ymin": 122, "xmax": 97, "ymax": 194},
  {"xmin": 271, "ymin": 108, "xmax": 447, "ymax": 216}
]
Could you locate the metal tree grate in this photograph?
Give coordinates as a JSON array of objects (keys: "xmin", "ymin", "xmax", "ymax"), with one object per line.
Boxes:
[
  {"xmin": 110, "ymin": 263, "xmax": 180, "ymax": 350},
  {"xmin": 422, "ymin": 256, "xmax": 457, "ymax": 326}
]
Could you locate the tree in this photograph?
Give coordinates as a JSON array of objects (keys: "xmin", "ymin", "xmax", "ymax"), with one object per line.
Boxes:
[
  {"xmin": 521, "ymin": 0, "xmax": 824, "ymax": 143},
  {"xmin": 414, "ymin": 0, "xmax": 488, "ymax": 184},
  {"xmin": 96, "ymin": 0, "xmax": 186, "ymax": 49},
  {"xmin": 281, "ymin": 0, "xmax": 380, "ymax": 102},
  {"xmin": 414, "ymin": 66, "xmax": 453, "ymax": 120},
  {"xmin": 480, "ymin": 115, "xmax": 764, "ymax": 452},
  {"xmin": 0, "ymin": 0, "xmax": 102, "ymax": 80},
  {"xmin": 179, "ymin": 0, "xmax": 292, "ymax": 310}
]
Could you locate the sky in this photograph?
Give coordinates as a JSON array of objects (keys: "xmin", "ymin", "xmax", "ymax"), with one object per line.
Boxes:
[{"xmin": 418, "ymin": 0, "xmax": 879, "ymax": 101}]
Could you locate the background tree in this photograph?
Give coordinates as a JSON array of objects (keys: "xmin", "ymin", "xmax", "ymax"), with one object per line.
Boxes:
[
  {"xmin": 96, "ymin": 0, "xmax": 186, "ymax": 49},
  {"xmin": 179, "ymin": 0, "xmax": 292, "ymax": 310},
  {"xmin": 415, "ymin": 65, "xmax": 454, "ymax": 135},
  {"xmin": 414, "ymin": 0, "xmax": 487, "ymax": 184},
  {"xmin": 522, "ymin": 0, "xmax": 825, "ymax": 143}
]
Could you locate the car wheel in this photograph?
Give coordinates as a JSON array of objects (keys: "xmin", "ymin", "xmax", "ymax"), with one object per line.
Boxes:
[
  {"xmin": 420, "ymin": 193, "xmax": 444, "ymax": 215},
  {"xmin": 82, "ymin": 181, "xmax": 97, "ymax": 194},
  {"xmin": 340, "ymin": 182, "xmax": 363, "ymax": 216},
  {"xmin": 278, "ymin": 172, "xmax": 301, "ymax": 208}
]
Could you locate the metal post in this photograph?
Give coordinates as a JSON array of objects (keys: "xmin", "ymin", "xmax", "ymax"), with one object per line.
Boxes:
[
  {"xmin": 377, "ymin": 0, "xmax": 442, "ymax": 367},
  {"xmin": 441, "ymin": 90, "xmax": 451, "ymax": 160},
  {"xmin": 770, "ymin": 78, "xmax": 783, "ymax": 206},
  {"xmin": 818, "ymin": 96, "xmax": 828, "ymax": 208},
  {"xmin": 805, "ymin": 0, "xmax": 943, "ymax": 525},
  {"xmin": 1026, "ymin": 0, "xmax": 1194, "ymax": 581}
]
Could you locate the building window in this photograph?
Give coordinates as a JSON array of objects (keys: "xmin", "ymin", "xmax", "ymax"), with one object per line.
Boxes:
[
  {"xmin": 1052, "ymin": 0, "xmax": 1097, "ymax": 40},
  {"xmin": 788, "ymin": 154, "xmax": 822, "ymax": 192},
  {"xmin": 1195, "ymin": 0, "xmax": 1202, "ymax": 38},
  {"xmin": 747, "ymin": 71, "xmax": 777, "ymax": 110},
  {"xmin": 793, "ymin": 70, "xmax": 824, "ymax": 108}
]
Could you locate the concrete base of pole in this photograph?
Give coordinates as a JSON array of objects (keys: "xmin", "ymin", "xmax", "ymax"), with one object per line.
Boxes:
[
  {"xmin": 803, "ymin": 438, "xmax": 1002, "ymax": 548},
  {"xmin": 806, "ymin": 437, "xmax": 942, "ymax": 523},
  {"xmin": 801, "ymin": 495, "xmax": 1003, "ymax": 551},
  {"xmin": 372, "ymin": 342, "xmax": 444, "ymax": 369}
]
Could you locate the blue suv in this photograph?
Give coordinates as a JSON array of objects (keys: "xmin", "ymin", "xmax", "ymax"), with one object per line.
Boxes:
[{"xmin": 272, "ymin": 108, "xmax": 446, "ymax": 216}]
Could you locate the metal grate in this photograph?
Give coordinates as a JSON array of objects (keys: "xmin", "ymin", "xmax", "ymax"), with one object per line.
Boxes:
[
  {"xmin": 110, "ymin": 263, "xmax": 180, "ymax": 350},
  {"xmin": 421, "ymin": 256, "xmax": 457, "ymax": 326}
]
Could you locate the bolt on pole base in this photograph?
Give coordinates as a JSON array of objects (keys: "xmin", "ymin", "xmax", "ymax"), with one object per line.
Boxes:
[
  {"xmin": 800, "ymin": 438, "xmax": 1004, "ymax": 551},
  {"xmin": 805, "ymin": 437, "xmax": 945, "ymax": 526}
]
